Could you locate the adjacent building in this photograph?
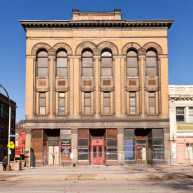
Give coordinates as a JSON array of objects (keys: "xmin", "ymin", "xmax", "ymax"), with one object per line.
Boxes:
[
  {"xmin": 21, "ymin": 10, "xmax": 172, "ymax": 166},
  {"xmin": 0, "ymin": 93, "xmax": 16, "ymax": 162},
  {"xmin": 169, "ymin": 85, "xmax": 193, "ymax": 164}
]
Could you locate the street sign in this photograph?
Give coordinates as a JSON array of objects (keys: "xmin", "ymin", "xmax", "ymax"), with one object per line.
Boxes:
[{"xmin": 7, "ymin": 141, "xmax": 15, "ymax": 149}]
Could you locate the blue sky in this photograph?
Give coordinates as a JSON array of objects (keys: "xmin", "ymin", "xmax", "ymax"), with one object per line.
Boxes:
[{"xmin": 0, "ymin": 0, "xmax": 193, "ymax": 121}]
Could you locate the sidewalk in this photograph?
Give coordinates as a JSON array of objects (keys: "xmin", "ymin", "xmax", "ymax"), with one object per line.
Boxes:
[{"xmin": 0, "ymin": 165, "xmax": 193, "ymax": 182}]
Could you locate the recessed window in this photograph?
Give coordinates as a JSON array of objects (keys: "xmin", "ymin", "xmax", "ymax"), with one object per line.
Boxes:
[
  {"xmin": 148, "ymin": 92, "xmax": 156, "ymax": 115},
  {"xmin": 146, "ymin": 49, "xmax": 158, "ymax": 76},
  {"xmin": 39, "ymin": 92, "xmax": 46, "ymax": 115},
  {"xmin": 83, "ymin": 92, "xmax": 92, "ymax": 115},
  {"xmin": 103, "ymin": 92, "xmax": 111, "ymax": 114},
  {"xmin": 127, "ymin": 50, "xmax": 138, "ymax": 77},
  {"xmin": 129, "ymin": 92, "xmax": 137, "ymax": 114},
  {"xmin": 176, "ymin": 107, "xmax": 185, "ymax": 122},
  {"xmin": 188, "ymin": 107, "xmax": 193, "ymax": 122},
  {"xmin": 101, "ymin": 50, "xmax": 113, "ymax": 78},
  {"xmin": 58, "ymin": 92, "xmax": 65, "ymax": 115},
  {"xmin": 81, "ymin": 49, "xmax": 93, "ymax": 78},
  {"xmin": 56, "ymin": 50, "xmax": 68, "ymax": 78},
  {"xmin": 36, "ymin": 50, "xmax": 48, "ymax": 77}
]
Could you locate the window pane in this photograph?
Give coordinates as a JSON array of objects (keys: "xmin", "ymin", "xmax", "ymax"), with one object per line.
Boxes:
[
  {"xmin": 38, "ymin": 57, "xmax": 48, "ymax": 68},
  {"xmin": 38, "ymin": 68, "xmax": 48, "ymax": 77},
  {"xmin": 176, "ymin": 107, "xmax": 185, "ymax": 122},
  {"xmin": 82, "ymin": 58, "xmax": 93, "ymax": 67},
  {"xmin": 82, "ymin": 67, "xmax": 93, "ymax": 77},
  {"xmin": 101, "ymin": 68, "xmax": 112, "ymax": 77},
  {"xmin": 40, "ymin": 107, "xmax": 46, "ymax": 115},
  {"xmin": 149, "ymin": 92, "xmax": 156, "ymax": 114},
  {"xmin": 101, "ymin": 58, "xmax": 112, "ymax": 67}
]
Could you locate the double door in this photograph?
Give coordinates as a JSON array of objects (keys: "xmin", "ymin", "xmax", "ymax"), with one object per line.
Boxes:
[
  {"xmin": 135, "ymin": 139, "xmax": 147, "ymax": 163},
  {"xmin": 90, "ymin": 138, "xmax": 105, "ymax": 165},
  {"xmin": 48, "ymin": 146, "xmax": 60, "ymax": 165}
]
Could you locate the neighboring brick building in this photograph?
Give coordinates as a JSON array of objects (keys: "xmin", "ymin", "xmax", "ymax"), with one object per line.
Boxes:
[
  {"xmin": 169, "ymin": 85, "xmax": 193, "ymax": 164},
  {"xmin": 0, "ymin": 93, "xmax": 16, "ymax": 162},
  {"xmin": 21, "ymin": 10, "xmax": 173, "ymax": 166}
]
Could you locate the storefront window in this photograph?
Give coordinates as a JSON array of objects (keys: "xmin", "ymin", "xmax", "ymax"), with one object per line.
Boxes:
[
  {"xmin": 106, "ymin": 128, "xmax": 117, "ymax": 160},
  {"xmin": 124, "ymin": 129, "xmax": 135, "ymax": 160},
  {"xmin": 60, "ymin": 130, "xmax": 71, "ymax": 162},
  {"xmin": 152, "ymin": 129, "xmax": 164, "ymax": 160},
  {"xmin": 78, "ymin": 129, "xmax": 89, "ymax": 160}
]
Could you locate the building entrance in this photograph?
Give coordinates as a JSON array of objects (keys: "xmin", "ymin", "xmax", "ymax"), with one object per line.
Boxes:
[
  {"xmin": 48, "ymin": 145, "xmax": 59, "ymax": 165},
  {"xmin": 90, "ymin": 129, "xmax": 105, "ymax": 165}
]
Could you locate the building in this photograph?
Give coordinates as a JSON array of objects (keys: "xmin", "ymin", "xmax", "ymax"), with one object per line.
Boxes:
[
  {"xmin": 21, "ymin": 10, "xmax": 172, "ymax": 166},
  {"xmin": 0, "ymin": 93, "xmax": 16, "ymax": 162},
  {"xmin": 15, "ymin": 121, "xmax": 26, "ymax": 160},
  {"xmin": 169, "ymin": 85, "xmax": 193, "ymax": 164}
]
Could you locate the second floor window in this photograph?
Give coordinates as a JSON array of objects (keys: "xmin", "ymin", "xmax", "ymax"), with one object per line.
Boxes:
[
  {"xmin": 83, "ymin": 92, "xmax": 92, "ymax": 115},
  {"xmin": 39, "ymin": 92, "xmax": 46, "ymax": 115},
  {"xmin": 56, "ymin": 50, "xmax": 68, "ymax": 78},
  {"xmin": 176, "ymin": 107, "xmax": 185, "ymax": 122},
  {"xmin": 58, "ymin": 92, "xmax": 65, "ymax": 115},
  {"xmin": 36, "ymin": 50, "xmax": 48, "ymax": 77},
  {"xmin": 189, "ymin": 107, "xmax": 193, "ymax": 122},
  {"xmin": 103, "ymin": 92, "xmax": 111, "ymax": 114},
  {"xmin": 148, "ymin": 92, "xmax": 156, "ymax": 115},
  {"xmin": 129, "ymin": 92, "xmax": 137, "ymax": 114},
  {"xmin": 101, "ymin": 50, "xmax": 113, "ymax": 79}
]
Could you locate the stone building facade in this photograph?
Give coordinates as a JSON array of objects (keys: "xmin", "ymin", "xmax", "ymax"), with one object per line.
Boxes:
[
  {"xmin": 21, "ymin": 10, "xmax": 172, "ymax": 166},
  {"xmin": 169, "ymin": 85, "xmax": 193, "ymax": 164}
]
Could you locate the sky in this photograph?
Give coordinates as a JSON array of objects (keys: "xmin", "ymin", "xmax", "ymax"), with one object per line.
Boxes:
[{"xmin": 0, "ymin": 0, "xmax": 193, "ymax": 121}]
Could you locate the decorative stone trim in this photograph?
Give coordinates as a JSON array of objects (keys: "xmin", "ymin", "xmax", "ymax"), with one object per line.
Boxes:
[{"xmin": 31, "ymin": 42, "xmax": 52, "ymax": 56}]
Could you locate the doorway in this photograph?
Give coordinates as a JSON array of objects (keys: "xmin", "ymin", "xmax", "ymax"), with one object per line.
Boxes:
[
  {"xmin": 48, "ymin": 146, "xmax": 59, "ymax": 165},
  {"xmin": 90, "ymin": 129, "xmax": 105, "ymax": 165}
]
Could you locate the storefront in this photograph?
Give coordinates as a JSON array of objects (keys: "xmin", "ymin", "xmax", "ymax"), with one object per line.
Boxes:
[{"xmin": 29, "ymin": 127, "xmax": 165, "ymax": 166}]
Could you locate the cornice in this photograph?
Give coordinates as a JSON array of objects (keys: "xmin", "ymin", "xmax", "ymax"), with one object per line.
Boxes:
[{"xmin": 20, "ymin": 19, "xmax": 173, "ymax": 31}]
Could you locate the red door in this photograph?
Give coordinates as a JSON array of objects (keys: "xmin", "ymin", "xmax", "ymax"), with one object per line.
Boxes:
[{"xmin": 91, "ymin": 138, "xmax": 105, "ymax": 165}]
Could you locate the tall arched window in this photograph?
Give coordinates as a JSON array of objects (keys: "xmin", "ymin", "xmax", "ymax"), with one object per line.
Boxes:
[
  {"xmin": 36, "ymin": 50, "xmax": 48, "ymax": 77},
  {"xmin": 101, "ymin": 50, "xmax": 113, "ymax": 78},
  {"xmin": 146, "ymin": 49, "xmax": 158, "ymax": 76},
  {"xmin": 81, "ymin": 49, "xmax": 93, "ymax": 78},
  {"xmin": 127, "ymin": 49, "xmax": 138, "ymax": 77},
  {"xmin": 56, "ymin": 50, "xmax": 68, "ymax": 78}
]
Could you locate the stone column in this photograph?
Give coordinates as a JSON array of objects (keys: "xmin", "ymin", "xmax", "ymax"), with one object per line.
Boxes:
[
  {"xmin": 139, "ymin": 55, "xmax": 145, "ymax": 116},
  {"xmin": 160, "ymin": 56, "xmax": 169, "ymax": 118},
  {"xmin": 114, "ymin": 56, "xmax": 122, "ymax": 116},
  {"xmin": 95, "ymin": 56, "xmax": 100, "ymax": 117},
  {"xmin": 71, "ymin": 128, "xmax": 78, "ymax": 164},
  {"xmin": 117, "ymin": 128, "xmax": 124, "ymax": 164},
  {"xmin": 25, "ymin": 128, "xmax": 31, "ymax": 167},
  {"xmin": 69, "ymin": 56, "xmax": 74, "ymax": 116},
  {"xmin": 25, "ymin": 56, "xmax": 35, "ymax": 119},
  {"xmin": 48, "ymin": 54, "xmax": 55, "ymax": 118},
  {"xmin": 73, "ymin": 57, "xmax": 80, "ymax": 117}
]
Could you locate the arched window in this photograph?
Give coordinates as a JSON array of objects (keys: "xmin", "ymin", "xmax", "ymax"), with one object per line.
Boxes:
[
  {"xmin": 101, "ymin": 50, "xmax": 113, "ymax": 78},
  {"xmin": 146, "ymin": 49, "xmax": 158, "ymax": 76},
  {"xmin": 81, "ymin": 49, "xmax": 93, "ymax": 78},
  {"xmin": 36, "ymin": 50, "xmax": 48, "ymax": 77},
  {"xmin": 127, "ymin": 49, "xmax": 138, "ymax": 77},
  {"xmin": 56, "ymin": 50, "xmax": 68, "ymax": 78}
]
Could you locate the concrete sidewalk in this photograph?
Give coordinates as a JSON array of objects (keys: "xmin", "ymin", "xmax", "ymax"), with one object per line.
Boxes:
[{"xmin": 0, "ymin": 165, "xmax": 193, "ymax": 182}]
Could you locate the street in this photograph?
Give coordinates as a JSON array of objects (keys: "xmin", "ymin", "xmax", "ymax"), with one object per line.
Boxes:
[{"xmin": 0, "ymin": 165, "xmax": 193, "ymax": 193}]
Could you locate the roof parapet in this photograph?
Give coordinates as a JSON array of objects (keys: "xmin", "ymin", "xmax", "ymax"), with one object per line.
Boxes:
[{"xmin": 72, "ymin": 9, "xmax": 122, "ymax": 21}]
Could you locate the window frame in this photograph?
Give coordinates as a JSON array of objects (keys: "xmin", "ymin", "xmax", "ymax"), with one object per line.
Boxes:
[{"xmin": 36, "ymin": 50, "xmax": 48, "ymax": 78}]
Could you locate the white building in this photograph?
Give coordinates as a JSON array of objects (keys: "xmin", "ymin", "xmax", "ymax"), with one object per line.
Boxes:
[{"xmin": 169, "ymin": 85, "xmax": 193, "ymax": 164}]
